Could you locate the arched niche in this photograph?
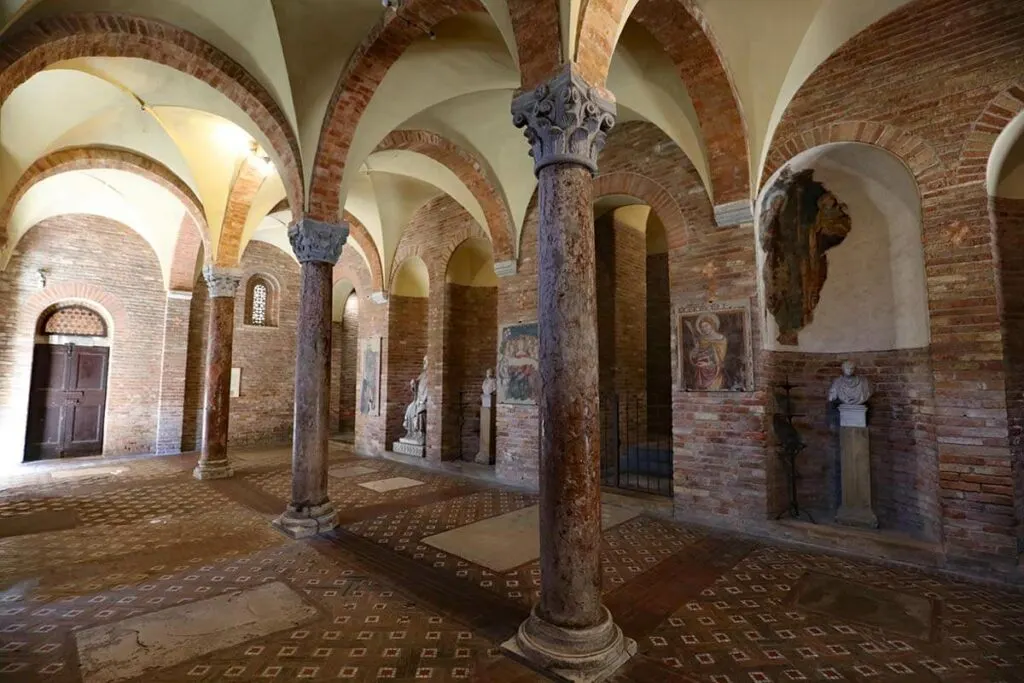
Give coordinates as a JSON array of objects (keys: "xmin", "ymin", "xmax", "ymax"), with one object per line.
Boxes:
[
  {"xmin": 442, "ymin": 237, "xmax": 498, "ymax": 462},
  {"xmin": 991, "ymin": 111, "xmax": 1024, "ymax": 200},
  {"xmin": 391, "ymin": 255, "xmax": 430, "ymax": 298},
  {"xmin": 757, "ymin": 142, "xmax": 929, "ymax": 353}
]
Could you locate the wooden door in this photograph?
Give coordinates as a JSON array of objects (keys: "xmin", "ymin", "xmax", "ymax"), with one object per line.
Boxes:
[{"xmin": 25, "ymin": 344, "xmax": 108, "ymax": 461}]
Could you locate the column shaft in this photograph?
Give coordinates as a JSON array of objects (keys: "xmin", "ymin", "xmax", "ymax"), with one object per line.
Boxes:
[{"xmin": 194, "ymin": 267, "xmax": 240, "ymax": 480}]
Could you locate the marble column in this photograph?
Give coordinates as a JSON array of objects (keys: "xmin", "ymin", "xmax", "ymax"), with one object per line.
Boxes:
[
  {"xmin": 502, "ymin": 65, "xmax": 635, "ymax": 682},
  {"xmin": 273, "ymin": 219, "xmax": 348, "ymax": 539},
  {"xmin": 193, "ymin": 266, "xmax": 241, "ymax": 480}
]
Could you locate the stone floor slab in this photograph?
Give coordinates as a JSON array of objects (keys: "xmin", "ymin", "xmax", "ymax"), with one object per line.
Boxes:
[
  {"xmin": 74, "ymin": 580, "xmax": 317, "ymax": 683},
  {"xmin": 358, "ymin": 476, "xmax": 425, "ymax": 492},
  {"xmin": 421, "ymin": 503, "xmax": 638, "ymax": 572},
  {"xmin": 328, "ymin": 464, "xmax": 379, "ymax": 478}
]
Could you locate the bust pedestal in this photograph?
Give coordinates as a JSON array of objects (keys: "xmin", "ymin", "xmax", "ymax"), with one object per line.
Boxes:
[
  {"xmin": 835, "ymin": 404, "xmax": 878, "ymax": 529},
  {"xmin": 476, "ymin": 393, "xmax": 496, "ymax": 464}
]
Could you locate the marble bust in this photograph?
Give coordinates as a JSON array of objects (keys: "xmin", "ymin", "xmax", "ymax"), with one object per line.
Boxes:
[
  {"xmin": 828, "ymin": 360, "xmax": 871, "ymax": 406},
  {"xmin": 481, "ymin": 368, "xmax": 497, "ymax": 407}
]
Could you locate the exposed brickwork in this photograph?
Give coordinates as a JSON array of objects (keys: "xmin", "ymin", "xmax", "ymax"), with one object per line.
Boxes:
[
  {"xmin": 375, "ymin": 130, "xmax": 515, "ymax": 261},
  {"xmin": 763, "ymin": 0, "xmax": 1024, "ymax": 566},
  {"xmin": 0, "ymin": 13, "xmax": 303, "ymax": 214},
  {"xmin": 765, "ymin": 349, "xmax": 941, "ymax": 540},
  {"xmin": 155, "ymin": 293, "xmax": 192, "ymax": 455},
  {"xmin": 389, "ymin": 196, "xmax": 489, "ymax": 461},
  {"xmin": 993, "ymin": 195, "xmax": 1024, "ymax": 559},
  {"xmin": 384, "ymin": 295, "xmax": 428, "ymax": 448},
  {"xmin": 0, "ymin": 216, "xmax": 164, "ymax": 463},
  {"xmin": 345, "ymin": 212, "xmax": 385, "ymax": 293},
  {"xmin": 579, "ymin": 0, "xmax": 750, "ymax": 203},
  {"xmin": 337, "ymin": 293, "xmax": 359, "ymax": 434},
  {"xmin": 0, "ymin": 146, "xmax": 209, "ymax": 286},
  {"xmin": 445, "ymin": 283, "xmax": 498, "ymax": 461},
  {"xmin": 216, "ymin": 160, "xmax": 268, "ymax": 267},
  {"xmin": 307, "ymin": 0, "xmax": 481, "ymax": 223},
  {"xmin": 506, "ymin": 0, "xmax": 562, "ymax": 90},
  {"xmin": 646, "ymin": 252, "xmax": 672, "ymax": 432},
  {"xmin": 183, "ymin": 242, "xmax": 299, "ymax": 450}
]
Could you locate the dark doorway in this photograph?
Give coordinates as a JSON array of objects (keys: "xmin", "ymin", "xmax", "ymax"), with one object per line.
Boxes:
[{"xmin": 25, "ymin": 344, "xmax": 109, "ymax": 461}]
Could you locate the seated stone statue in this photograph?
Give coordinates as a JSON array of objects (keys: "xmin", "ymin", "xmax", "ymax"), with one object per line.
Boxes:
[
  {"xmin": 402, "ymin": 356, "xmax": 429, "ymax": 443},
  {"xmin": 828, "ymin": 360, "xmax": 871, "ymax": 406}
]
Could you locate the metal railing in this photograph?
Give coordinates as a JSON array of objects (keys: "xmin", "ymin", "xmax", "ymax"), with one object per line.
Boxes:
[{"xmin": 599, "ymin": 394, "xmax": 673, "ymax": 497}]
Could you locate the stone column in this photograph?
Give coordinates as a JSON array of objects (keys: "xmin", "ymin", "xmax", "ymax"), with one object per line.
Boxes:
[
  {"xmin": 836, "ymin": 404, "xmax": 878, "ymax": 528},
  {"xmin": 502, "ymin": 65, "xmax": 635, "ymax": 681},
  {"xmin": 273, "ymin": 219, "xmax": 348, "ymax": 539},
  {"xmin": 193, "ymin": 267, "xmax": 241, "ymax": 480}
]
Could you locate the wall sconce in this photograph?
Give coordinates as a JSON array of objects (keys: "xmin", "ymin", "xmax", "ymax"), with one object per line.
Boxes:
[{"xmin": 36, "ymin": 268, "xmax": 48, "ymax": 289}]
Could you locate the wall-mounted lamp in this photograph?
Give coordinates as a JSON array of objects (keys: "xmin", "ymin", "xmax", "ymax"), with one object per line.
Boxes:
[
  {"xmin": 36, "ymin": 268, "xmax": 48, "ymax": 289},
  {"xmin": 249, "ymin": 141, "xmax": 275, "ymax": 176},
  {"xmin": 380, "ymin": 0, "xmax": 435, "ymax": 39}
]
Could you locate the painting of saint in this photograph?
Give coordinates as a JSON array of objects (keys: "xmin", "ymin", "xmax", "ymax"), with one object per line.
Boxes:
[
  {"xmin": 359, "ymin": 337, "xmax": 381, "ymax": 416},
  {"xmin": 681, "ymin": 308, "xmax": 750, "ymax": 392},
  {"xmin": 497, "ymin": 322, "xmax": 540, "ymax": 405}
]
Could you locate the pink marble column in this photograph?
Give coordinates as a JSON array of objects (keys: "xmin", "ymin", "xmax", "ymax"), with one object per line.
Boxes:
[
  {"xmin": 193, "ymin": 266, "xmax": 241, "ymax": 480},
  {"xmin": 273, "ymin": 219, "xmax": 348, "ymax": 538},
  {"xmin": 502, "ymin": 65, "xmax": 635, "ymax": 681}
]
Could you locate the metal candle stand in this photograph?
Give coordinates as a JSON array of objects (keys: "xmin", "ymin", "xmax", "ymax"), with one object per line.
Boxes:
[{"xmin": 773, "ymin": 378, "xmax": 815, "ymax": 523}]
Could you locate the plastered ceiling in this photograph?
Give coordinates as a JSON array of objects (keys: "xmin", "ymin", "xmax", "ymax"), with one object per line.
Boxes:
[{"xmin": 0, "ymin": 0, "xmax": 923, "ymax": 290}]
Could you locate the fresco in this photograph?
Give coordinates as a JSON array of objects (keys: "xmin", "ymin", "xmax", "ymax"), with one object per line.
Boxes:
[
  {"xmin": 680, "ymin": 305, "xmax": 751, "ymax": 392},
  {"xmin": 761, "ymin": 168, "xmax": 852, "ymax": 345},
  {"xmin": 359, "ymin": 337, "xmax": 381, "ymax": 416},
  {"xmin": 497, "ymin": 322, "xmax": 540, "ymax": 405}
]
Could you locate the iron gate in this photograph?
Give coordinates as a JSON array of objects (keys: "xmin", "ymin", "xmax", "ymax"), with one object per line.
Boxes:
[{"xmin": 599, "ymin": 394, "xmax": 673, "ymax": 496}]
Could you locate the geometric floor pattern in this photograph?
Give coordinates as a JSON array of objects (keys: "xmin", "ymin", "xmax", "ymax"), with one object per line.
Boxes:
[{"xmin": 1, "ymin": 444, "xmax": 1023, "ymax": 682}]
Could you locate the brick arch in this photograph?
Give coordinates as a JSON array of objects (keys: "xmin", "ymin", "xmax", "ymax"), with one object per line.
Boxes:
[
  {"xmin": 763, "ymin": 121, "xmax": 947, "ymax": 195},
  {"xmin": 593, "ymin": 171, "xmax": 689, "ymax": 250},
  {"xmin": 375, "ymin": 130, "xmax": 515, "ymax": 261},
  {"xmin": 390, "ymin": 196, "xmax": 487, "ymax": 286},
  {"xmin": 23, "ymin": 281, "xmax": 129, "ymax": 339},
  {"xmin": 0, "ymin": 145, "xmax": 212, "ymax": 292},
  {"xmin": 333, "ymin": 252, "xmax": 372, "ymax": 305},
  {"xmin": 956, "ymin": 84, "xmax": 1024, "ymax": 188},
  {"xmin": 307, "ymin": 0, "xmax": 482, "ymax": 223},
  {"xmin": 216, "ymin": 159, "xmax": 267, "ymax": 267},
  {"xmin": 344, "ymin": 211, "xmax": 385, "ymax": 294},
  {"xmin": 577, "ymin": 0, "xmax": 749, "ymax": 204},
  {"xmin": 506, "ymin": 0, "xmax": 562, "ymax": 90},
  {"xmin": 0, "ymin": 13, "xmax": 303, "ymax": 216}
]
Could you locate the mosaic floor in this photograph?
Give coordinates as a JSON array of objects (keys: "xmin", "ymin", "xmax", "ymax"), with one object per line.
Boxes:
[{"xmin": 1, "ymin": 446, "xmax": 1023, "ymax": 682}]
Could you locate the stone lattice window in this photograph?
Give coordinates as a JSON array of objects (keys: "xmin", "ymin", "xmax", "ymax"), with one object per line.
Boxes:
[
  {"xmin": 245, "ymin": 275, "xmax": 277, "ymax": 327},
  {"xmin": 40, "ymin": 305, "xmax": 107, "ymax": 337}
]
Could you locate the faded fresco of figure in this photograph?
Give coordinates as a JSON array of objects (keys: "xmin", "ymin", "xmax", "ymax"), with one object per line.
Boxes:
[
  {"xmin": 761, "ymin": 168, "xmax": 852, "ymax": 345},
  {"xmin": 687, "ymin": 314, "xmax": 728, "ymax": 390}
]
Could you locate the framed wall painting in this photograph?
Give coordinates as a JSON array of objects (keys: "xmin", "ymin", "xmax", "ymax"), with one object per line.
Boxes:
[
  {"xmin": 497, "ymin": 322, "xmax": 540, "ymax": 405},
  {"xmin": 679, "ymin": 301, "xmax": 752, "ymax": 392},
  {"xmin": 359, "ymin": 336, "xmax": 382, "ymax": 416}
]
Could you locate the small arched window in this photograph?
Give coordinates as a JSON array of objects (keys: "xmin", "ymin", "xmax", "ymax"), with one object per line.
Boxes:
[
  {"xmin": 39, "ymin": 304, "xmax": 107, "ymax": 337},
  {"xmin": 245, "ymin": 275, "xmax": 278, "ymax": 327}
]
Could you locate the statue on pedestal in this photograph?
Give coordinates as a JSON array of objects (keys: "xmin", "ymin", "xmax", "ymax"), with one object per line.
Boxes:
[
  {"xmin": 394, "ymin": 356, "xmax": 429, "ymax": 456},
  {"xmin": 828, "ymin": 360, "xmax": 871, "ymax": 406},
  {"xmin": 477, "ymin": 368, "xmax": 498, "ymax": 465},
  {"xmin": 481, "ymin": 368, "xmax": 497, "ymax": 407}
]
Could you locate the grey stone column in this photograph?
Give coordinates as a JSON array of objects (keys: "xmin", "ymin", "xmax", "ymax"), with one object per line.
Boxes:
[
  {"xmin": 194, "ymin": 267, "xmax": 241, "ymax": 480},
  {"xmin": 273, "ymin": 219, "xmax": 348, "ymax": 538},
  {"xmin": 502, "ymin": 65, "xmax": 635, "ymax": 682}
]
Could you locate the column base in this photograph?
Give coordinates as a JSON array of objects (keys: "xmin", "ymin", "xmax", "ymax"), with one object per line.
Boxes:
[
  {"xmin": 271, "ymin": 502, "xmax": 339, "ymax": 539},
  {"xmin": 836, "ymin": 505, "xmax": 879, "ymax": 530},
  {"xmin": 501, "ymin": 606, "xmax": 636, "ymax": 682},
  {"xmin": 192, "ymin": 460, "xmax": 233, "ymax": 480}
]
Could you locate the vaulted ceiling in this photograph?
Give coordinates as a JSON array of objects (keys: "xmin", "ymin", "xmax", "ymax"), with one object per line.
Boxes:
[{"xmin": 0, "ymin": 0, "xmax": 920, "ymax": 289}]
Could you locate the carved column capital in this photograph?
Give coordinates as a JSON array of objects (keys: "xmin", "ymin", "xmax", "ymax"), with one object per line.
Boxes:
[
  {"xmin": 511, "ymin": 65, "xmax": 616, "ymax": 176},
  {"xmin": 202, "ymin": 266, "xmax": 242, "ymax": 298},
  {"xmin": 288, "ymin": 219, "xmax": 349, "ymax": 265}
]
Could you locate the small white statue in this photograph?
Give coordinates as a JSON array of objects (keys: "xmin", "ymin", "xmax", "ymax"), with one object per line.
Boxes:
[
  {"xmin": 828, "ymin": 360, "xmax": 871, "ymax": 406},
  {"xmin": 402, "ymin": 356, "xmax": 429, "ymax": 442},
  {"xmin": 481, "ymin": 368, "xmax": 497, "ymax": 407}
]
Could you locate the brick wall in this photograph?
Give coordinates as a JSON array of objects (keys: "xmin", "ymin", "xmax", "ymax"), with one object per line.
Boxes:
[
  {"xmin": 647, "ymin": 252, "xmax": 672, "ymax": 433},
  {"xmin": 182, "ymin": 241, "xmax": 299, "ymax": 450},
  {"xmin": 445, "ymin": 283, "xmax": 498, "ymax": 460},
  {"xmin": 994, "ymin": 195, "xmax": 1024, "ymax": 557},
  {"xmin": 765, "ymin": 349, "xmax": 940, "ymax": 539},
  {"xmin": 0, "ymin": 216, "xmax": 165, "ymax": 463},
  {"xmin": 336, "ymin": 292, "xmax": 359, "ymax": 433},
  {"xmin": 385, "ymin": 295, "xmax": 428, "ymax": 448}
]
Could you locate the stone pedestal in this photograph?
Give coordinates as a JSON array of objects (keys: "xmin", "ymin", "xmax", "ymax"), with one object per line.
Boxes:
[
  {"xmin": 393, "ymin": 436, "xmax": 425, "ymax": 457},
  {"xmin": 475, "ymin": 399, "xmax": 496, "ymax": 465},
  {"xmin": 194, "ymin": 267, "xmax": 240, "ymax": 480},
  {"xmin": 272, "ymin": 219, "xmax": 347, "ymax": 539},
  {"xmin": 835, "ymin": 404, "xmax": 878, "ymax": 529},
  {"xmin": 501, "ymin": 65, "xmax": 634, "ymax": 682}
]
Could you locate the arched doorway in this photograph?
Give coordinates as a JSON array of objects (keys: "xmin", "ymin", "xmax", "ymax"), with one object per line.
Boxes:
[
  {"xmin": 332, "ymin": 282, "xmax": 359, "ymax": 437},
  {"xmin": 25, "ymin": 304, "xmax": 111, "ymax": 461}
]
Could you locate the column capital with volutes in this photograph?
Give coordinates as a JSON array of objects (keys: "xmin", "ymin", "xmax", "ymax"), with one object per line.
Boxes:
[
  {"xmin": 511, "ymin": 64, "xmax": 617, "ymax": 177},
  {"xmin": 202, "ymin": 265, "xmax": 242, "ymax": 299},
  {"xmin": 288, "ymin": 218, "xmax": 349, "ymax": 265}
]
